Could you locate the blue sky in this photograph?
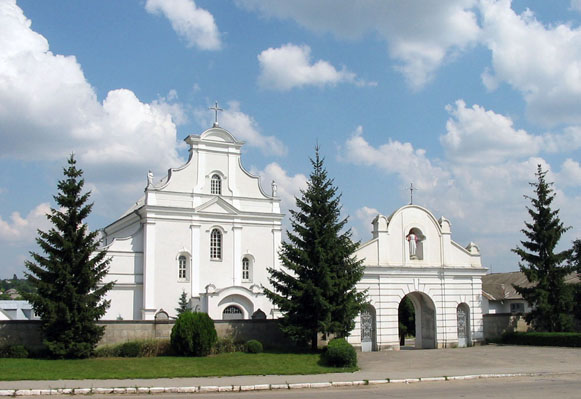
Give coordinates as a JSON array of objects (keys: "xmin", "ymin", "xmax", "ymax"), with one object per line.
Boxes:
[{"xmin": 1, "ymin": 0, "xmax": 581, "ymax": 278}]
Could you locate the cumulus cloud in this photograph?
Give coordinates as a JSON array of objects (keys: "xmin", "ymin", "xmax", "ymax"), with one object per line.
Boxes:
[
  {"xmin": 145, "ymin": 0, "xmax": 221, "ymax": 50},
  {"xmin": 442, "ymin": 100, "xmax": 541, "ymax": 163},
  {"xmin": 441, "ymin": 100, "xmax": 581, "ymax": 164},
  {"xmin": 257, "ymin": 44, "xmax": 373, "ymax": 90},
  {"xmin": 557, "ymin": 158, "xmax": 581, "ymax": 187},
  {"xmin": 239, "ymin": 0, "xmax": 480, "ymax": 88},
  {"xmin": 340, "ymin": 126, "xmax": 449, "ymax": 192},
  {"xmin": 253, "ymin": 162, "xmax": 307, "ymax": 212},
  {"xmin": 479, "ymin": 0, "xmax": 581, "ymax": 126},
  {"xmin": 0, "ymin": 203, "xmax": 50, "ymax": 243},
  {"xmin": 0, "ymin": 0, "xmax": 189, "ymax": 255},
  {"xmin": 338, "ymin": 123, "xmax": 558, "ymax": 237},
  {"xmin": 0, "ymin": 1, "xmax": 185, "ymax": 216},
  {"xmin": 195, "ymin": 101, "xmax": 287, "ymax": 156}
]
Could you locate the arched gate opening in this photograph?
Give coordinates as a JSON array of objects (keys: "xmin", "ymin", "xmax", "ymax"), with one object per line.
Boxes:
[{"xmin": 398, "ymin": 291, "xmax": 436, "ymax": 349}]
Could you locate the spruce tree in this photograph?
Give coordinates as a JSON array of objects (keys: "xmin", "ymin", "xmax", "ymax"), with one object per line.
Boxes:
[
  {"xmin": 512, "ymin": 165, "xmax": 575, "ymax": 332},
  {"xmin": 176, "ymin": 290, "xmax": 190, "ymax": 316},
  {"xmin": 24, "ymin": 155, "xmax": 114, "ymax": 358},
  {"xmin": 264, "ymin": 147, "xmax": 366, "ymax": 350}
]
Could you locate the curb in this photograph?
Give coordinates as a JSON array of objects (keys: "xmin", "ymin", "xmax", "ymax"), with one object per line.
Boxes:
[{"xmin": 0, "ymin": 372, "xmax": 547, "ymax": 396}]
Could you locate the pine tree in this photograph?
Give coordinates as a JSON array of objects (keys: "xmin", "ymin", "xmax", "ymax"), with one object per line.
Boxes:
[
  {"xmin": 264, "ymin": 147, "xmax": 366, "ymax": 350},
  {"xmin": 176, "ymin": 290, "xmax": 190, "ymax": 316},
  {"xmin": 24, "ymin": 155, "xmax": 114, "ymax": 358},
  {"xmin": 512, "ymin": 165, "xmax": 575, "ymax": 332}
]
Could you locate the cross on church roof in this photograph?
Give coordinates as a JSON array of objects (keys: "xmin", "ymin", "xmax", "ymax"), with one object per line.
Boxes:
[
  {"xmin": 209, "ymin": 101, "xmax": 223, "ymax": 127},
  {"xmin": 409, "ymin": 183, "xmax": 417, "ymax": 205}
]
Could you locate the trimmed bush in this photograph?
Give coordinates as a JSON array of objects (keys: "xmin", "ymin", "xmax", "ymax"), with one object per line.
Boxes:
[
  {"xmin": 93, "ymin": 339, "xmax": 171, "ymax": 358},
  {"xmin": 245, "ymin": 339, "xmax": 263, "ymax": 354},
  {"xmin": 171, "ymin": 312, "xmax": 217, "ymax": 356},
  {"xmin": 0, "ymin": 344, "xmax": 29, "ymax": 358},
  {"xmin": 322, "ymin": 338, "xmax": 357, "ymax": 367},
  {"xmin": 501, "ymin": 332, "xmax": 581, "ymax": 347},
  {"xmin": 118, "ymin": 341, "xmax": 141, "ymax": 357},
  {"xmin": 212, "ymin": 337, "xmax": 245, "ymax": 354}
]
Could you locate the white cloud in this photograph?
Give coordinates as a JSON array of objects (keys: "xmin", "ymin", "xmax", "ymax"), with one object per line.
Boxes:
[
  {"xmin": 254, "ymin": 162, "xmax": 307, "ymax": 213},
  {"xmin": 354, "ymin": 206, "xmax": 380, "ymax": 238},
  {"xmin": 442, "ymin": 101, "xmax": 581, "ymax": 164},
  {"xmin": 341, "ymin": 126, "xmax": 449, "ymax": 192},
  {"xmin": 0, "ymin": 203, "xmax": 50, "ymax": 243},
  {"xmin": 479, "ymin": 0, "xmax": 581, "ymax": 126},
  {"xmin": 220, "ymin": 102, "xmax": 287, "ymax": 156},
  {"xmin": 257, "ymin": 44, "xmax": 373, "ymax": 90},
  {"xmin": 195, "ymin": 101, "xmax": 287, "ymax": 156},
  {"xmin": 145, "ymin": 0, "xmax": 221, "ymax": 50},
  {"xmin": 442, "ymin": 100, "xmax": 541, "ymax": 163},
  {"xmin": 0, "ymin": 1, "xmax": 185, "ymax": 217},
  {"xmin": 338, "ymin": 124, "xmax": 557, "ymax": 239},
  {"xmin": 239, "ymin": 0, "xmax": 480, "ymax": 88},
  {"xmin": 557, "ymin": 158, "xmax": 581, "ymax": 187}
]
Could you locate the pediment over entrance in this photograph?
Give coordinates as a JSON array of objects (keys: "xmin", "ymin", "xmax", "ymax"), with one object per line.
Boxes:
[
  {"xmin": 195, "ymin": 197, "xmax": 240, "ymax": 214},
  {"xmin": 355, "ymin": 204, "xmax": 482, "ymax": 269}
]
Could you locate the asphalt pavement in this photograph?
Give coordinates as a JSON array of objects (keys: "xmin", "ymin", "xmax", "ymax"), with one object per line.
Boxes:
[{"xmin": 0, "ymin": 345, "xmax": 579, "ymax": 395}]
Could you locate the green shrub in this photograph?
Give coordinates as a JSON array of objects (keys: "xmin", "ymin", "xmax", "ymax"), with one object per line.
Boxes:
[
  {"xmin": 93, "ymin": 339, "xmax": 171, "ymax": 358},
  {"xmin": 212, "ymin": 337, "xmax": 244, "ymax": 354},
  {"xmin": 501, "ymin": 332, "xmax": 581, "ymax": 347},
  {"xmin": 245, "ymin": 339, "xmax": 263, "ymax": 354},
  {"xmin": 322, "ymin": 338, "xmax": 357, "ymax": 367},
  {"xmin": 170, "ymin": 312, "xmax": 217, "ymax": 356},
  {"xmin": 0, "ymin": 344, "xmax": 29, "ymax": 358},
  {"xmin": 93, "ymin": 344, "xmax": 120, "ymax": 358},
  {"xmin": 118, "ymin": 341, "xmax": 141, "ymax": 357}
]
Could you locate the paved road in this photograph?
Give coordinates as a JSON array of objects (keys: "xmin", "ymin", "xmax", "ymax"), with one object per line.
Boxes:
[
  {"xmin": 45, "ymin": 374, "xmax": 581, "ymax": 399},
  {"xmin": 1, "ymin": 345, "xmax": 580, "ymax": 395}
]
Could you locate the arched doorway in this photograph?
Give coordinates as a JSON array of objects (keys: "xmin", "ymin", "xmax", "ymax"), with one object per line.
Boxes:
[
  {"xmin": 398, "ymin": 292, "xmax": 436, "ymax": 349},
  {"xmin": 457, "ymin": 303, "xmax": 471, "ymax": 347},
  {"xmin": 360, "ymin": 304, "xmax": 376, "ymax": 352}
]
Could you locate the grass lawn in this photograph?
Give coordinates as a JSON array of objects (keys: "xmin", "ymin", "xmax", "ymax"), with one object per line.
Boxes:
[{"xmin": 0, "ymin": 352, "xmax": 357, "ymax": 381}]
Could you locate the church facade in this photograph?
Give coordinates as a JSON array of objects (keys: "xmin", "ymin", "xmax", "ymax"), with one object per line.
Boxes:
[
  {"xmin": 100, "ymin": 121, "xmax": 486, "ymax": 349},
  {"xmin": 101, "ymin": 124, "xmax": 282, "ymax": 321}
]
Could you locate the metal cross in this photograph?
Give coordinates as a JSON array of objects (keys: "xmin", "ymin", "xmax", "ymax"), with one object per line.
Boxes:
[
  {"xmin": 409, "ymin": 183, "xmax": 416, "ymax": 204},
  {"xmin": 209, "ymin": 101, "xmax": 223, "ymax": 127}
]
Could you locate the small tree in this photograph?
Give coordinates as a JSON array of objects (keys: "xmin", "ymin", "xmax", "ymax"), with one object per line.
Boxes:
[
  {"xmin": 512, "ymin": 165, "xmax": 575, "ymax": 332},
  {"xmin": 176, "ymin": 290, "xmax": 190, "ymax": 316},
  {"xmin": 24, "ymin": 155, "xmax": 114, "ymax": 358},
  {"xmin": 264, "ymin": 146, "xmax": 366, "ymax": 350}
]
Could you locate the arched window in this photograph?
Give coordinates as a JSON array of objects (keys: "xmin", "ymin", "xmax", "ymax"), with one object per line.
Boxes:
[
  {"xmin": 178, "ymin": 255, "xmax": 187, "ymax": 280},
  {"xmin": 210, "ymin": 229, "xmax": 222, "ymax": 260},
  {"xmin": 242, "ymin": 257, "xmax": 251, "ymax": 282},
  {"xmin": 223, "ymin": 305, "xmax": 243, "ymax": 320},
  {"xmin": 211, "ymin": 174, "xmax": 221, "ymax": 195}
]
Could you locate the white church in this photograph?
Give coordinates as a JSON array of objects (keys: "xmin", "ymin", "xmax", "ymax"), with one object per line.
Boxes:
[{"xmin": 100, "ymin": 112, "xmax": 486, "ymax": 350}]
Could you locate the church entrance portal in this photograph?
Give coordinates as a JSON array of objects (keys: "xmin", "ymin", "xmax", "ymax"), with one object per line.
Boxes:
[{"xmin": 398, "ymin": 292, "xmax": 436, "ymax": 349}]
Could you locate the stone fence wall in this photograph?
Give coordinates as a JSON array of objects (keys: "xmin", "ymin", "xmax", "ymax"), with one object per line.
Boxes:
[
  {"xmin": 0, "ymin": 319, "xmax": 293, "ymax": 350},
  {"xmin": 483, "ymin": 313, "xmax": 531, "ymax": 340}
]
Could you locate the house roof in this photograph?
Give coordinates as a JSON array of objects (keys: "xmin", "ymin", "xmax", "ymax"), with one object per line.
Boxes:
[{"xmin": 482, "ymin": 271, "xmax": 580, "ymax": 301}]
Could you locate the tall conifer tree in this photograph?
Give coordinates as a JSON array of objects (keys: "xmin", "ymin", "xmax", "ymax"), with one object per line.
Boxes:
[
  {"xmin": 265, "ymin": 147, "xmax": 366, "ymax": 350},
  {"xmin": 512, "ymin": 165, "xmax": 575, "ymax": 332},
  {"xmin": 25, "ymin": 155, "xmax": 113, "ymax": 358}
]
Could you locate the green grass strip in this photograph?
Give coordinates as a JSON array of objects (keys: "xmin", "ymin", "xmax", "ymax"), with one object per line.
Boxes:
[{"xmin": 0, "ymin": 352, "xmax": 356, "ymax": 381}]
